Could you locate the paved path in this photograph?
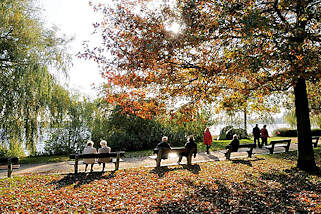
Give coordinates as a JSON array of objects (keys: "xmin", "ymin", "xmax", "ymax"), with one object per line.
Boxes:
[{"xmin": 0, "ymin": 143, "xmax": 298, "ymax": 179}]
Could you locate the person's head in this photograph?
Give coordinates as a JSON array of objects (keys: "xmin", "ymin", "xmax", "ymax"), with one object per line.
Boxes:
[
  {"xmin": 263, "ymin": 125, "xmax": 267, "ymax": 128},
  {"xmin": 205, "ymin": 128, "xmax": 210, "ymax": 132},
  {"xmin": 87, "ymin": 140, "xmax": 94, "ymax": 147},
  {"xmin": 255, "ymin": 124, "xmax": 258, "ymax": 127},
  {"xmin": 162, "ymin": 136, "xmax": 168, "ymax": 142},
  {"xmin": 100, "ymin": 140, "xmax": 107, "ymax": 147},
  {"xmin": 233, "ymin": 134, "xmax": 238, "ymax": 139},
  {"xmin": 189, "ymin": 135, "xmax": 194, "ymax": 141}
]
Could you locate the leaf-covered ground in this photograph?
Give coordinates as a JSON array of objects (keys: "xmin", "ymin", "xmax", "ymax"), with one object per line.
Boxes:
[{"xmin": 1, "ymin": 150, "xmax": 320, "ymax": 213}]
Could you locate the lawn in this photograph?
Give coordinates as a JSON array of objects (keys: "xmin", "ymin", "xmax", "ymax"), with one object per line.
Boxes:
[{"xmin": 1, "ymin": 148, "xmax": 320, "ymax": 213}]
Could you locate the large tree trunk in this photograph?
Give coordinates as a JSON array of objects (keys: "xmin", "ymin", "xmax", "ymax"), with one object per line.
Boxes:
[{"xmin": 294, "ymin": 77, "xmax": 317, "ymax": 172}]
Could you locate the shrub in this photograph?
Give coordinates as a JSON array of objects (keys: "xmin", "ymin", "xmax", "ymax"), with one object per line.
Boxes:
[
  {"xmin": 226, "ymin": 128, "xmax": 248, "ymax": 139},
  {"xmin": 219, "ymin": 126, "xmax": 248, "ymax": 140},
  {"xmin": 272, "ymin": 128, "xmax": 297, "ymax": 137},
  {"xmin": 311, "ymin": 129, "xmax": 321, "ymax": 136},
  {"xmin": 218, "ymin": 126, "xmax": 233, "ymax": 140},
  {"xmin": 273, "ymin": 128, "xmax": 321, "ymax": 137}
]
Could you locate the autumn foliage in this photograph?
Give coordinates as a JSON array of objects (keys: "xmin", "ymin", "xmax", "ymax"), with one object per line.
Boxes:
[
  {"xmin": 1, "ymin": 150, "xmax": 321, "ymax": 213},
  {"xmin": 82, "ymin": 0, "xmax": 321, "ymax": 170}
]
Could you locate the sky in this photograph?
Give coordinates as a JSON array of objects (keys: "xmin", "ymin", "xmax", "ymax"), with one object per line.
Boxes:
[{"xmin": 36, "ymin": 0, "xmax": 103, "ymax": 98}]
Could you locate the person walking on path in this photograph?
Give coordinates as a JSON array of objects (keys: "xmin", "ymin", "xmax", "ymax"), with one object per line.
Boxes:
[
  {"xmin": 252, "ymin": 124, "xmax": 261, "ymax": 148},
  {"xmin": 98, "ymin": 140, "xmax": 111, "ymax": 172},
  {"xmin": 83, "ymin": 141, "xmax": 97, "ymax": 172},
  {"xmin": 203, "ymin": 128, "xmax": 213, "ymax": 154},
  {"xmin": 259, "ymin": 125, "xmax": 270, "ymax": 148}
]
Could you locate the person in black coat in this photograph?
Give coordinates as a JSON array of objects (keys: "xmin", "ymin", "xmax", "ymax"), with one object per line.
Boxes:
[
  {"xmin": 225, "ymin": 134, "xmax": 240, "ymax": 160},
  {"xmin": 252, "ymin": 124, "xmax": 260, "ymax": 147},
  {"xmin": 156, "ymin": 136, "xmax": 171, "ymax": 149},
  {"xmin": 155, "ymin": 136, "xmax": 171, "ymax": 159},
  {"xmin": 177, "ymin": 135, "xmax": 197, "ymax": 164}
]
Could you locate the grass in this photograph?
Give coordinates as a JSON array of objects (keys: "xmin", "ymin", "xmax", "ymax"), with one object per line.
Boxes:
[{"xmin": 1, "ymin": 148, "xmax": 320, "ymax": 213}]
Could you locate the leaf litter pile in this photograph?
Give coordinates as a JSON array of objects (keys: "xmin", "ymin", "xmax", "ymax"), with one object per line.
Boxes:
[{"xmin": 1, "ymin": 151, "xmax": 320, "ymax": 213}]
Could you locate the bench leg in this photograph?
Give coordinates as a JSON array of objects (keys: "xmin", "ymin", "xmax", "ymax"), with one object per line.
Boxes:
[
  {"xmin": 115, "ymin": 153, "xmax": 120, "ymax": 171},
  {"xmin": 156, "ymin": 151, "xmax": 162, "ymax": 168},
  {"xmin": 247, "ymin": 148, "xmax": 253, "ymax": 158},
  {"xmin": 74, "ymin": 157, "xmax": 79, "ymax": 174},
  {"xmin": 187, "ymin": 154, "xmax": 192, "ymax": 166},
  {"xmin": 8, "ymin": 163, "xmax": 13, "ymax": 178},
  {"xmin": 285, "ymin": 145, "xmax": 290, "ymax": 152}
]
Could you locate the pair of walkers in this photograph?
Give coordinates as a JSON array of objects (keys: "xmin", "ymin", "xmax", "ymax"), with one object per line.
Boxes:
[
  {"xmin": 155, "ymin": 135, "xmax": 197, "ymax": 164},
  {"xmin": 82, "ymin": 140, "xmax": 111, "ymax": 172},
  {"xmin": 253, "ymin": 124, "xmax": 270, "ymax": 148}
]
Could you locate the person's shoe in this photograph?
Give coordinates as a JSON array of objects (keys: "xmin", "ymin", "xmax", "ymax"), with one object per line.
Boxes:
[{"xmin": 177, "ymin": 161, "xmax": 181, "ymax": 164}]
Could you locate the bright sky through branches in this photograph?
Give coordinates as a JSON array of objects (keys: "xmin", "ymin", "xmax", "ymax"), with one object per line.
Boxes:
[{"xmin": 36, "ymin": 0, "xmax": 103, "ymax": 98}]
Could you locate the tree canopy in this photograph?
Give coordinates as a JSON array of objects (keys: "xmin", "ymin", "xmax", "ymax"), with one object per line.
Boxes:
[{"xmin": 83, "ymin": 0, "xmax": 321, "ymax": 171}]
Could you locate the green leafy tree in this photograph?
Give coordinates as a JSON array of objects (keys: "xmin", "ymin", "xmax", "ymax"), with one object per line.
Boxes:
[{"xmin": 0, "ymin": 0, "xmax": 69, "ymax": 156}]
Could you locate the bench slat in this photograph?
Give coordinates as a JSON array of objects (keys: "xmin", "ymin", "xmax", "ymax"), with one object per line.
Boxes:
[{"xmin": 69, "ymin": 151, "xmax": 125, "ymax": 159}]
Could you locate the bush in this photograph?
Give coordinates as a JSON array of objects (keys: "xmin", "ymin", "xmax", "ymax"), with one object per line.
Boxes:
[
  {"xmin": 272, "ymin": 128, "xmax": 297, "ymax": 137},
  {"xmin": 218, "ymin": 126, "xmax": 233, "ymax": 140},
  {"xmin": 219, "ymin": 126, "xmax": 248, "ymax": 140},
  {"xmin": 273, "ymin": 128, "xmax": 321, "ymax": 137},
  {"xmin": 311, "ymin": 129, "xmax": 321, "ymax": 136},
  {"xmin": 226, "ymin": 128, "xmax": 248, "ymax": 140}
]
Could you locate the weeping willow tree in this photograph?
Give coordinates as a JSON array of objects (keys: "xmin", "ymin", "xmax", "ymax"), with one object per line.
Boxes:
[{"xmin": 0, "ymin": 0, "xmax": 70, "ymax": 156}]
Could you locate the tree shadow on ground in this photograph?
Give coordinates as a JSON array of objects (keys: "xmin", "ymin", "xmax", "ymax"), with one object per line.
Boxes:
[
  {"xmin": 150, "ymin": 164, "xmax": 201, "ymax": 178},
  {"xmin": 47, "ymin": 171, "xmax": 115, "ymax": 189},
  {"xmin": 156, "ymin": 166, "xmax": 321, "ymax": 213},
  {"xmin": 207, "ymin": 154, "xmax": 220, "ymax": 161},
  {"xmin": 231, "ymin": 157, "xmax": 265, "ymax": 167}
]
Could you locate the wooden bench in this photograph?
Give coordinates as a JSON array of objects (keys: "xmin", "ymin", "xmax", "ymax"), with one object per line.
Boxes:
[
  {"xmin": 0, "ymin": 157, "xmax": 20, "ymax": 178},
  {"xmin": 223, "ymin": 143, "xmax": 255, "ymax": 160},
  {"xmin": 152, "ymin": 147, "xmax": 196, "ymax": 167},
  {"xmin": 312, "ymin": 136, "xmax": 319, "ymax": 148},
  {"xmin": 264, "ymin": 139, "xmax": 291, "ymax": 154},
  {"xmin": 69, "ymin": 151, "xmax": 125, "ymax": 174}
]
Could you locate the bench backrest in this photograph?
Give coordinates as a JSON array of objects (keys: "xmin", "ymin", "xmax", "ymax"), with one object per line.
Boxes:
[
  {"xmin": 270, "ymin": 139, "xmax": 291, "ymax": 145},
  {"xmin": 0, "ymin": 157, "xmax": 19, "ymax": 165},
  {"xmin": 69, "ymin": 151, "xmax": 125, "ymax": 160},
  {"xmin": 238, "ymin": 143, "xmax": 255, "ymax": 148},
  {"xmin": 154, "ymin": 147, "xmax": 196, "ymax": 155}
]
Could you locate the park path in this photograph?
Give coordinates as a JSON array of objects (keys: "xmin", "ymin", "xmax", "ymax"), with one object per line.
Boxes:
[{"xmin": 0, "ymin": 143, "xmax": 298, "ymax": 179}]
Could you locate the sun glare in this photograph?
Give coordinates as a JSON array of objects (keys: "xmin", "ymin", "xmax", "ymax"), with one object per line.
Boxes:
[{"xmin": 166, "ymin": 22, "xmax": 181, "ymax": 34}]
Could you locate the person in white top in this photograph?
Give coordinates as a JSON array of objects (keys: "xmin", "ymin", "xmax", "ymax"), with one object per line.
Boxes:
[
  {"xmin": 98, "ymin": 140, "xmax": 111, "ymax": 172},
  {"xmin": 82, "ymin": 140, "xmax": 97, "ymax": 172}
]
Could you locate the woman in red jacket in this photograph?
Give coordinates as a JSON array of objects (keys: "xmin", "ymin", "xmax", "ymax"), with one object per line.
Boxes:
[{"xmin": 203, "ymin": 128, "xmax": 213, "ymax": 154}]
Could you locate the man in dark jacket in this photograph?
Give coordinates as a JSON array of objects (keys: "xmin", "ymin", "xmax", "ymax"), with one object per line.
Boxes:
[
  {"xmin": 155, "ymin": 136, "xmax": 171, "ymax": 159},
  {"xmin": 178, "ymin": 135, "xmax": 198, "ymax": 164},
  {"xmin": 225, "ymin": 134, "xmax": 240, "ymax": 160},
  {"xmin": 252, "ymin": 124, "xmax": 261, "ymax": 147}
]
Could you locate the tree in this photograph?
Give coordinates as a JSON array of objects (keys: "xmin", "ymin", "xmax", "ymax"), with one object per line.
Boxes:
[
  {"xmin": 83, "ymin": 0, "xmax": 321, "ymax": 171},
  {"xmin": 0, "ymin": 0, "xmax": 69, "ymax": 155}
]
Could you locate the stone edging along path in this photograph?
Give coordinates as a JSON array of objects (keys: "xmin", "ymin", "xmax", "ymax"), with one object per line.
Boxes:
[{"xmin": 0, "ymin": 143, "xmax": 298, "ymax": 179}]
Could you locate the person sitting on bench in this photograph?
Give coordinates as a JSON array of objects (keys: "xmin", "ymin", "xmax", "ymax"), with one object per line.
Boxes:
[
  {"xmin": 177, "ymin": 135, "xmax": 197, "ymax": 164},
  {"xmin": 82, "ymin": 140, "xmax": 97, "ymax": 172},
  {"xmin": 155, "ymin": 136, "xmax": 171, "ymax": 159},
  {"xmin": 98, "ymin": 140, "xmax": 111, "ymax": 172},
  {"xmin": 225, "ymin": 134, "xmax": 240, "ymax": 160}
]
